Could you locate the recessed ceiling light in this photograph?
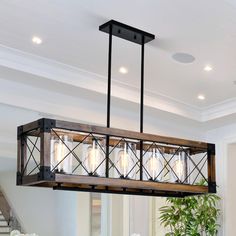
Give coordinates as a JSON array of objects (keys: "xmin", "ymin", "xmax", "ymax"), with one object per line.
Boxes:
[
  {"xmin": 198, "ymin": 94, "xmax": 205, "ymax": 100},
  {"xmin": 204, "ymin": 65, "xmax": 213, "ymax": 72},
  {"xmin": 119, "ymin": 67, "xmax": 128, "ymax": 74},
  {"xmin": 32, "ymin": 36, "xmax": 42, "ymax": 45}
]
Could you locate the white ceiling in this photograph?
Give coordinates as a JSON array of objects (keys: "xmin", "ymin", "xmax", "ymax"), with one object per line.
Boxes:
[{"xmin": 0, "ymin": 0, "xmax": 236, "ymax": 122}]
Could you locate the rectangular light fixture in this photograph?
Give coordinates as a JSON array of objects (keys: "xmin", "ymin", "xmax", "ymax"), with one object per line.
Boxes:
[
  {"xmin": 17, "ymin": 118, "xmax": 216, "ymax": 197},
  {"xmin": 16, "ymin": 20, "xmax": 216, "ymax": 197}
]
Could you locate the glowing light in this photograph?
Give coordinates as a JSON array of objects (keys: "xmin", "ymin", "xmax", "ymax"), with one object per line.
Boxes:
[
  {"xmin": 119, "ymin": 66, "xmax": 128, "ymax": 74},
  {"xmin": 32, "ymin": 36, "xmax": 42, "ymax": 45},
  {"xmin": 204, "ymin": 65, "xmax": 213, "ymax": 72},
  {"xmin": 198, "ymin": 94, "xmax": 205, "ymax": 100}
]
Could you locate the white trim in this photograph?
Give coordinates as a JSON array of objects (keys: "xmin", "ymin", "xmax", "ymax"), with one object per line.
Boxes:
[
  {"xmin": 101, "ymin": 194, "xmax": 110, "ymax": 236},
  {"xmin": 149, "ymin": 198, "xmax": 155, "ymax": 236},
  {"xmin": 0, "ymin": 44, "xmax": 202, "ymax": 121},
  {"xmin": 123, "ymin": 196, "xmax": 130, "ymax": 236},
  {"xmin": 217, "ymin": 142, "xmax": 227, "ymax": 236},
  {"xmin": 202, "ymin": 98, "xmax": 236, "ymax": 122},
  {"xmin": 1, "ymin": 44, "xmax": 236, "ymax": 122}
]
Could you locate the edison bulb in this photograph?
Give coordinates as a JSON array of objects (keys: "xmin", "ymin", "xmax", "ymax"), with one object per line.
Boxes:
[
  {"xmin": 117, "ymin": 146, "xmax": 129, "ymax": 178},
  {"xmin": 175, "ymin": 159, "xmax": 184, "ymax": 177},
  {"xmin": 145, "ymin": 148, "xmax": 163, "ymax": 181},
  {"xmin": 116, "ymin": 142, "xmax": 136, "ymax": 179},
  {"xmin": 86, "ymin": 139, "xmax": 104, "ymax": 176},
  {"xmin": 50, "ymin": 135, "xmax": 73, "ymax": 174},
  {"xmin": 171, "ymin": 151, "xmax": 188, "ymax": 183}
]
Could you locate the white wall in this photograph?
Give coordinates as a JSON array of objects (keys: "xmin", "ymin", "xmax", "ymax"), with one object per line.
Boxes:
[
  {"xmin": 0, "ymin": 171, "xmax": 56, "ymax": 235},
  {"xmin": 0, "ymin": 170, "xmax": 92, "ymax": 236},
  {"xmin": 206, "ymin": 123, "xmax": 236, "ymax": 236},
  {"xmin": 55, "ymin": 191, "xmax": 91, "ymax": 236},
  {"xmin": 225, "ymin": 144, "xmax": 236, "ymax": 236},
  {"xmin": 129, "ymin": 196, "xmax": 149, "ymax": 236},
  {"xmin": 149, "ymin": 197, "xmax": 167, "ymax": 236}
]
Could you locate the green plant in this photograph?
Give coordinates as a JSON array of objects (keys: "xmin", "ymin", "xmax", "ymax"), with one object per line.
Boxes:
[{"xmin": 159, "ymin": 186, "xmax": 221, "ymax": 236}]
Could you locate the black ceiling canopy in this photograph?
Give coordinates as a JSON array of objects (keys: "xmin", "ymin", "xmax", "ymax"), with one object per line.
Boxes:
[{"xmin": 99, "ymin": 20, "xmax": 155, "ymax": 45}]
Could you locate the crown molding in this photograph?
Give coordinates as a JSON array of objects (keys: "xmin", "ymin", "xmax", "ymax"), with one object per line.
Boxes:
[
  {"xmin": 0, "ymin": 44, "xmax": 235, "ymax": 123},
  {"xmin": 202, "ymin": 98, "xmax": 236, "ymax": 122},
  {"xmin": 0, "ymin": 44, "xmax": 202, "ymax": 121}
]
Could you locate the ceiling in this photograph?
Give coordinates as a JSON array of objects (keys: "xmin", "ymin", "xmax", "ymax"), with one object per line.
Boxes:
[
  {"xmin": 0, "ymin": 0, "xmax": 236, "ymax": 120},
  {"xmin": 2, "ymin": 0, "xmax": 236, "ymax": 165}
]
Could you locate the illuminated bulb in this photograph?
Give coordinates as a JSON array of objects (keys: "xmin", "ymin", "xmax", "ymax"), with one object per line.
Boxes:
[
  {"xmin": 175, "ymin": 159, "xmax": 184, "ymax": 178},
  {"xmin": 85, "ymin": 139, "xmax": 106, "ymax": 176},
  {"xmin": 50, "ymin": 135, "xmax": 73, "ymax": 173},
  {"xmin": 115, "ymin": 142, "xmax": 136, "ymax": 179},
  {"xmin": 198, "ymin": 94, "xmax": 205, "ymax": 100},
  {"xmin": 145, "ymin": 148, "xmax": 162, "ymax": 181},
  {"xmin": 119, "ymin": 66, "xmax": 128, "ymax": 74},
  {"xmin": 172, "ymin": 151, "xmax": 188, "ymax": 183},
  {"xmin": 204, "ymin": 65, "xmax": 213, "ymax": 72},
  {"xmin": 32, "ymin": 36, "xmax": 42, "ymax": 45},
  {"xmin": 54, "ymin": 140, "xmax": 63, "ymax": 170},
  {"xmin": 87, "ymin": 140, "xmax": 101, "ymax": 175},
  {"xmin": 118, "ymin": 143, "xmax": 129, "ymax": 178},
  {"xmin": 148, "ymin": 155, "xmax": 158, "ymax": 180}
]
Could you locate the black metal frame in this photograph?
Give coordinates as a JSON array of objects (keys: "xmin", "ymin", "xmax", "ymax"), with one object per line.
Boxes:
[{"xmin": 100, "ymin": 20, "xmax": 155, "ymax": 187}]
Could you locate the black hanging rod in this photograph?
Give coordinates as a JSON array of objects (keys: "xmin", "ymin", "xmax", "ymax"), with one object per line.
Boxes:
[{"xmin": 99, "ymin": 19, "xmax": 155, "ymax": 45}]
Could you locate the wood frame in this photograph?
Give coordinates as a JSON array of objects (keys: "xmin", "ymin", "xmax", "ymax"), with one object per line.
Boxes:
[{"xmin": 16, "ymin": 118, "xmax": 216, "ymax": 197}]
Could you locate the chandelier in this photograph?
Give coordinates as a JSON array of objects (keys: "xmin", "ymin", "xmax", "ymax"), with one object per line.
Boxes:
[{"xmin": 17, "ymin": 20, "xmax": 216, "ymax": 197}]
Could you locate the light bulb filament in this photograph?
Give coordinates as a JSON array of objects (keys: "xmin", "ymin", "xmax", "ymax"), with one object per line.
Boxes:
[
  {"xmin": 119, "ymin": 143, "xmax": 130, "ymax": 177},
  {"xmin": 88, "ymin": 140, "xmax": 100, "ymax": 174},
  {"xmin": 51, "ymin": 135, "xmax": 73, "ymax": 174}
]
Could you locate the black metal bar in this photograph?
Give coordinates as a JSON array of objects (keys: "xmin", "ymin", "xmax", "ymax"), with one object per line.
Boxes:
[
  {"xmin": 27, "ymin": 163, "xmax": 40, "ymax": 176},
  {"xmin": 51, "ymin": 129, "xmax": 90, "ymax": 175},
  {"xmin": 107, "ymin": 25, "xmax": 112, "ymax": 128},
  {"xmin": 183, "ymin": 153, "xmax": 207, "ymax": 184},
  {"xmin": 99, "ymin": 20, "xmax": 155, "ymax": 45},
  {"xmin": 155, "ymin": 147, "xmax": 182, "ymax": 182},
  {"xmin": 106, "ymin": 24, "xmax": 113, "ymax": 178},
  {"xmin": 27, "ymin": 137, "xmax": 40, "ymax": 153},
  {"xmin": 140, "ymin": 35, "xmax": 145, "ymax": 133},
  {"xmin": 140, "ymin": 140, "xmax": 143, "ymax": 181},
  {"xmin": 23, "ymin": 137, "xmax": 40, "ymax": 175},
  {"xmin": 192, "ymin": 158, "xmax": 208, "ymax": 185},
  {"xmin": 207, "ymin": 144, "xmax": 216, "ymax": 193},
  {"xmin": 140, "ymin": 35, "xmax": 145, "ymax": 180},
  {"xmin": 53, "ymin": 185, "xmax": 186, "ymax": 198},
  {"xmin": 182, "ymin": 148, "xmax": 208, "ymax": 184},
  {"xmin": 20, "ymin": 136, "xmax": 27, "ymax": 175}
]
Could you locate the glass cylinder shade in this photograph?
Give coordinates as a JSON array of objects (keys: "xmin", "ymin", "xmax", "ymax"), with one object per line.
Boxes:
[
  {"xmin": 144, "ymin": 148, "xmax": 163, "ymax": 181},
  {"xmin": 85, "ymin": 138, "xmax": 105, "ymax": 176},
  {"xmin": 116, "ymin": 142, "xmax": 136, "ymax": 179},
  {"xmin": 171, "ymin": 150, "xmax": 188, "ymax": 183},
  {"xmin": 50, "ymin": 135, "xmax": 73, "ymax": 174}
]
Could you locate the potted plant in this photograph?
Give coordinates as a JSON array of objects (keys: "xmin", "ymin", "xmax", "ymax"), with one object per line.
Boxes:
[{"xmin": 159, "ymin": 188, "xmax": 220, "ymax": 236}]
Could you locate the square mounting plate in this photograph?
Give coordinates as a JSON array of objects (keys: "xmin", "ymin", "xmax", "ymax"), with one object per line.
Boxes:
[{"xmin": 99, "ymin": 20, "xmax": 155, "ymax": 45}]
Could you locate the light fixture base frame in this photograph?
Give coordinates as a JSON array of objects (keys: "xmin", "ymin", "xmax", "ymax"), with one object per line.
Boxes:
[{"xmin": 99, "ymin": 20, "xmax": 155, "ymax": 44}]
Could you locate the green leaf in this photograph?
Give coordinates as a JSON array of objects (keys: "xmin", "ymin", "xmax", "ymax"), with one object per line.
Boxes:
[{"xmin": 159, "ymin": 180, "xmax": 221, "ymax": 236}]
